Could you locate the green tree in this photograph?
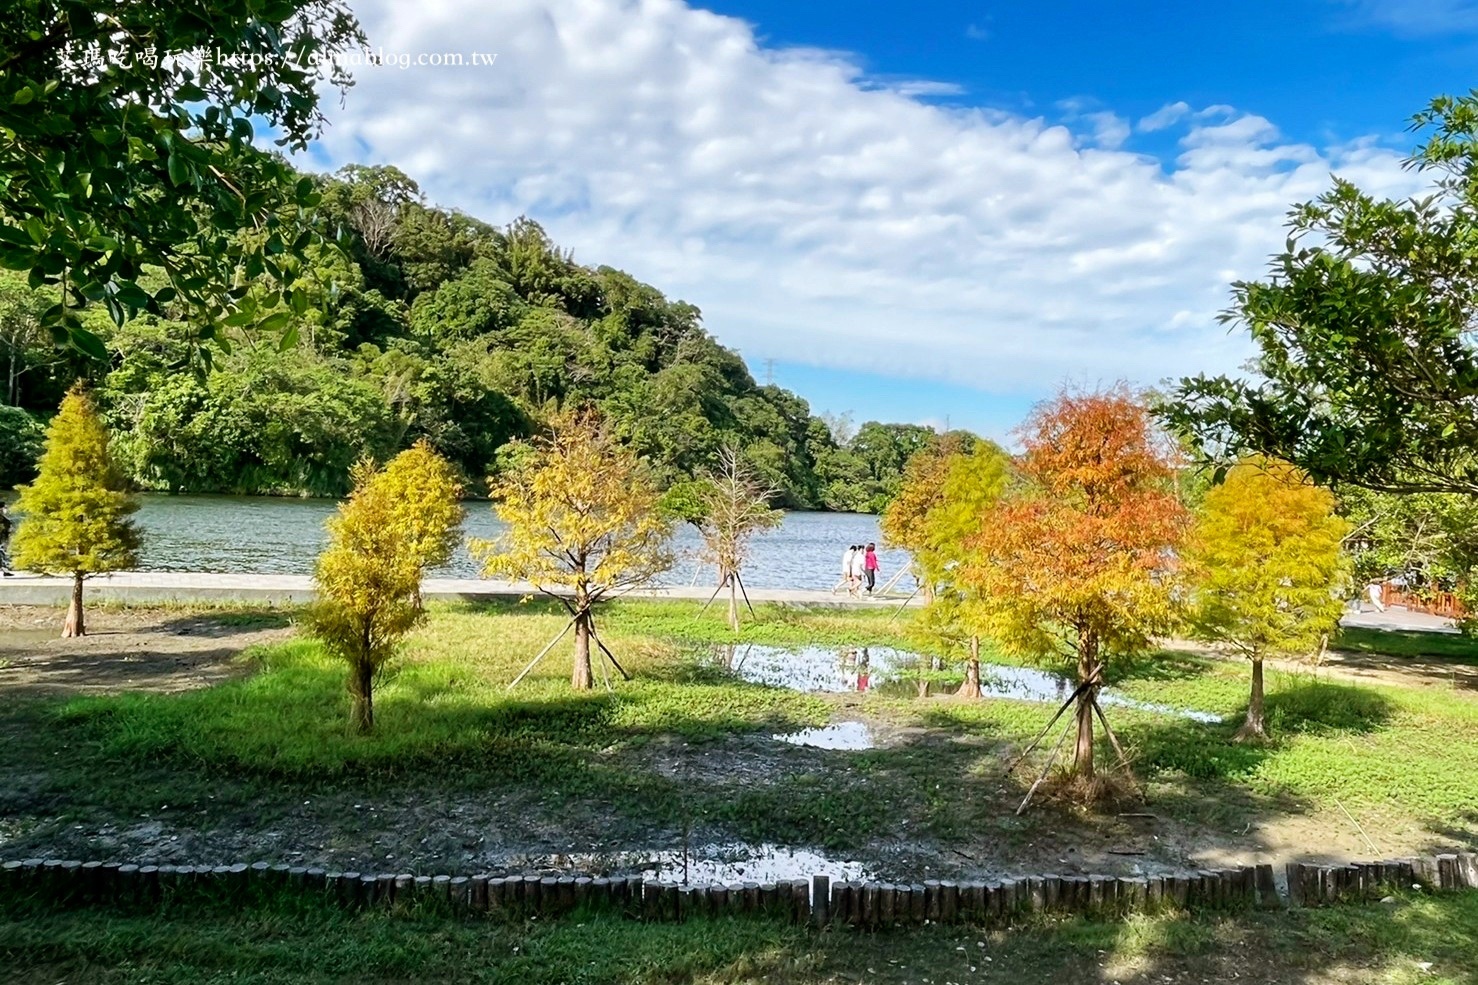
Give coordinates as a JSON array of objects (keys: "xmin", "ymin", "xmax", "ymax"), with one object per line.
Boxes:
[
  {"xmin": 306, "ymin": 459, "xmax": 423, "ymax": 733},
  {"xmin": 0, "ymin": 403, "xmax": 45, "ymax": 486},
  {"xmin": 12, "ymin": 383, "xmax": 139, "ymax": 636},
  {"xmin": 1163, "ymin": 93, "xmax": 1478, "ymax": 496},
  {"xmin": 474, "ymin": 410, "xmax": 673, "ymax": 690},
  {"xmin": 1186, "ymin": 458, "xmax": 1348, "ymax": 741},
  {"xmin": 1, "ymin": 1, "xmax": 365, "ymax": 357},
  {"xmin": 378, "ymin": 440, "xmax": 465, "ymax": 607}
]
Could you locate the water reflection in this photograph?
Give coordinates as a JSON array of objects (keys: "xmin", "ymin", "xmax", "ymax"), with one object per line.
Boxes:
[
  {"xmin": 772, "ymin": 722, "xmax": 876, "ymax": 750},
  {"xmin": 708, "ymin": 645, "xmax": 1221, "ymax": 723},
  {"xmin": 497, "ymin": 843, "xmax": 872, "ymax": 885}
]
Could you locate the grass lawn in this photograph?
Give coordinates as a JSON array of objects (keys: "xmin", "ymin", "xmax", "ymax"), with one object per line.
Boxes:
[
  {"xmin": 1334, "ymin": 626, "xmax": 1478, "ymax": 665},
  {"xmin": 1, "ymin": 599, "xmax": 1476, "ymax": 879},
  {"xmin": 2, "ymin": 887, "xmax": 1476, "ymax": 984}
]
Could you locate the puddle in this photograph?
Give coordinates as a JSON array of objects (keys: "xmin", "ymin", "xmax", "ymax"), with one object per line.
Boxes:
[
  {"xmin": 710, "ymin": 645, "xmax": 1221, "ymax": 723},
  {"xmin": 497, "ymin": 843, "xmax": 873, "ymax": 886},
  {"xmin": 772, "ymin": 721, "xmax": 876, "ymax": 750}
]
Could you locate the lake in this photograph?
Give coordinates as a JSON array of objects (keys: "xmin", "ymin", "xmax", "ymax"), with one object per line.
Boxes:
[{"xmin": 113, "ymin": 494, "xmax": 911, "ymax": 593}]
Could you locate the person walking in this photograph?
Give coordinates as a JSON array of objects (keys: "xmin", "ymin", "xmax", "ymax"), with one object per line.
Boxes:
[
  {"xmin": 1366, "ymin": 581, "xmax": 1386, "ymax": 613},
  {"xmin": 863, "ymin": 542, "xmax": 879, "ymax": 594},
  {"xmin": 840, "ymin": 544, "xmax": 856, "ymax": 593},
  {"xmin": 849, "ymin": 544, "xmax": 867, "ymax": 596},
  {"xmin": 0, "ymin": 502, "xmax": 12, "ymax": 576}
]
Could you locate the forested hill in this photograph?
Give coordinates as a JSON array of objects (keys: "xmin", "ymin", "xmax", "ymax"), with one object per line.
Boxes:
[{"xmin": 0, "ymin": 163, "xmax": 968, "ymax": 510}]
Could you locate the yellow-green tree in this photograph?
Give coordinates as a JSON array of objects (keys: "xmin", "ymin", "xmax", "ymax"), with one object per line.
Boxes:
[
  {"xmin": 1186, "ymin": 457, "xmax": 1347, "ymax": 741},
  {"xmin": 910, "ymin": 443, "xmax": 1013, "ymax": 697},
  {"xmin": 379, "ymin": 440, "xmax": 465, "ymax": 607},
  {"xmin": 12, "ymin": 384, "xmax": 140, "ymax": 637},
  {"xmin": 880, "ymin": 431, "xmax": 977, "ymax": 599},
  {"xmin": 306, "ymin": 460, "xmax": 423, "ymax": 733},
  {"xmin": 696, "ymin": 448, "xmax": 783, "ymax": 631},
  {"xmin": 475, "ymin": 410, "xmax": 673, "ymax": 690}
]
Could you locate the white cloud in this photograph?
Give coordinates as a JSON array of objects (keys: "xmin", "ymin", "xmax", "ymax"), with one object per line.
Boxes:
[
  {"xmin": 965, "ymin": 23, "xmax": 990, "ymax": 41},
  {"xmin": 1137, "ymin": 101, "xmax": 1190, "ymax": 132},
  {"xmin": 310, "ymin": 0, "xmax": 1423, "ymax": 399}
]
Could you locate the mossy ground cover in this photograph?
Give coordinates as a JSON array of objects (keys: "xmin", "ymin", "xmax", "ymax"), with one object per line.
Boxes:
[
  {"xmin": 1, "ymin": 600, "xmax": 1475, "ymax": 875},
  {"xmin": 1, "ymin": 886, "xmax": 1475, "ymax": 985}
]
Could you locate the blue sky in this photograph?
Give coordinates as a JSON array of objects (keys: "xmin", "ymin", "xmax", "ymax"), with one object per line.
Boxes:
[{"xmin": 314, "ymin": 0, "xmax": 1476, "ymax": 442}]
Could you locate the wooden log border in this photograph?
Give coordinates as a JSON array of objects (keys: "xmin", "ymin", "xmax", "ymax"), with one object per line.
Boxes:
[{"xmin": 2, "ymin": 851, "xmax": 1475, "ymax": 926}]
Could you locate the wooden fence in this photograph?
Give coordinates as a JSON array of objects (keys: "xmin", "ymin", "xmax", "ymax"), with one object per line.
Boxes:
[{"xmin": 3, "ymin": 852, "xmax": 1477, "ymax": 925}]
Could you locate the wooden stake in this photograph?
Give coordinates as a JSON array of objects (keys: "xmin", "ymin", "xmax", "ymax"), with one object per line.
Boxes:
[
  {"xmin": 887, "ymin": 585, "xmax": 922, "ymax": 624},
  {"xmin": 1090, "ymin": 697, "xmax": 1135, "ymax": 774},
  {"xmin": 1005, "ymin": 678, "xmax": 1093, "ymax": 774},
  {"xmin": 734, "ymin": 572, "xmax": 756, "ymax": 616},
  {"xmin": 589, "ymin": 622, "xmax": 632, "ymax": 681},
  {"xmin": 507, "ymin": 617, "xmax": 576, "ymax": 690},
  {"xmin": 1016, "ymin": 714, "xmax": 1073, "ymax": 815}
]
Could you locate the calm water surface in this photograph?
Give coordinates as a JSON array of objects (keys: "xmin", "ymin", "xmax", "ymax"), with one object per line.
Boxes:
[
  {"xmin": 125, "ymin": 494, "xmax": 910, "ymax": 592},
  {"xmin": 710, "ymin": 645, "xmax": 1222, "ymax": 723}
]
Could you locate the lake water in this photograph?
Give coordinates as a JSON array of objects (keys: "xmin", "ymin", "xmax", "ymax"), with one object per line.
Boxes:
[{"xmin": 115, "ymin": 494, "xmax": 909, "ymax": 593}]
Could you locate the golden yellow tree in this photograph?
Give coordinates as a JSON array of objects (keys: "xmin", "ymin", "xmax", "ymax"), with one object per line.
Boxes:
[
  {"xmin": 965, "ymin": 388, "xmax": 1188, "ymax": 793},
  {"xmin": 880, "ymin": 431, "xmax": 977, "ymax": 600},
  {"xmin": 695, "ymin": 448, "xmax": 783, "ymax": 631},
  {"xmin": 475, "ymin": 410, "xmax": 674, "ymax": 690},
  {"xmin": 306, "ymin": 460, "xmax": 424, "ymax": 733},
  {"xmin": 12, "ymin": 384, "xmax": 140, "ymax": 637},
  {"xmin": 1186, "ymin": 457, "xmax": 1347, "ymax": 741},
  {"xmin": 378, "ymin": 440, "xmax": 465, "ymax": 607}
]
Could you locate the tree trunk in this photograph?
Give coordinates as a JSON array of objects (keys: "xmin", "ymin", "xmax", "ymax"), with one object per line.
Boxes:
[
  {"xmin": 350, "ymin": 659, "xmax": 374, "ymax": 733},
  {"xmin": 1072, "ymin": 633, "xmax": 1098, "ymax": 779},
  {"xmin": 957, "ymin": 636, "xmax": 982, "ymax": 698},
  {"xmin": 1235, "ymin": 656, "xmax": 1268, "ymax": 743},
  {"xmin": 726, "ymin": 572, "xmax": 739, "ymax": 632},
  {"xmin": 62, "ymin": 571, "xmax": 84, "ymax": 638},
  {"xmin": 572, "ymin": 606, "xmax": 594, "ymax": 691}
]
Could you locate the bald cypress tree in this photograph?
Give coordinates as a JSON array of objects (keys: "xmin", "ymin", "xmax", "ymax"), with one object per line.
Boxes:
[{"xmin": 12, "ymin": 384, "xmax": 141, "ymax": 636}]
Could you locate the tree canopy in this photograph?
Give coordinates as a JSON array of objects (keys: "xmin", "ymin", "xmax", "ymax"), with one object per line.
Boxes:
[
  {"xmin": 475, "ymin": 410, "xmax": 674, "ymax": 690},
  {"xmin": 965, "ymin": 388, "xmax": 1187, "ymax": 786},
  {"xmin": 1, "ymin": 1, "xmax": 365, "ymax": 358},
  {"xmin": 1162, "ymin": 93, "xmax": 1478, "ymax": 496},
  {"xmin": 11, "ymin": 382, "xmax": 140, "ymax": 636},
  {"xmin": 1185, "ymin": 457, "xmax": 1347, "ymax": 740},
  {"xmin": 1, "ymin": 155, "xmax": 964, "ymax": 508}
]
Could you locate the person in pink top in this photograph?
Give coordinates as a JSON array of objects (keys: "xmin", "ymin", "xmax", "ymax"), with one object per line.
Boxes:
[{"xmin": 863, "ymin": 542, "xmax": 879, "ymax": 594}]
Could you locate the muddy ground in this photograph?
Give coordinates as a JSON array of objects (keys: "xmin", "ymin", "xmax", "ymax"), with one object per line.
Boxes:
[{"xmin": 1, "ymin": 606, "xmax": 1473, "ymax": 887}]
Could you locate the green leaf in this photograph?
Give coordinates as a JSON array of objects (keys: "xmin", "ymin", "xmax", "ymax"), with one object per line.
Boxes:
[
  {"xmin": 257, "ymin": 311, "xmax": 292, "ymax": 333},
  {"xmin": 69, "ymin": 327, "xmax": 109, "ymax": 362},
  {"xmin": 277, "ymin": 323, "xmax": 300, "ymax": 351}
]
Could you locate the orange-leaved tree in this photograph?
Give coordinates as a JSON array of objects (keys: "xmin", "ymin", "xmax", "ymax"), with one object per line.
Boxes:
[
  {"xmin": 474, "ymin": 410, "xmax": 673, "ymax": 690},
  {"xmin": 964, "ymin": 387, "xmax": 1188, "ymax": 786},
  {"xmin": 1185, "ymin": 456, "xmax": 1347, "ymax": 741}
]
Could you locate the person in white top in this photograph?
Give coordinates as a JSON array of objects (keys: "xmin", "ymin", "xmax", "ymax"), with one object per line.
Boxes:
[
  {"xmin": 840, "ymin": 545, "xmax": 856, "ymax": 593},
  {"xmin": 849, "ymin": 545, "xmax": 867, "ymax": 596}
]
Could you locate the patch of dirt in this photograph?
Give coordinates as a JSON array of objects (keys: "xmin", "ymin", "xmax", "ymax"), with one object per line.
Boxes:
[
  {"xmin": 1163, "ymin": 638, "xmax": 1478, "ymax": 692},
  {"xmin": 0, "ymin": 605, "xmax": 292, "ymax": 696}
]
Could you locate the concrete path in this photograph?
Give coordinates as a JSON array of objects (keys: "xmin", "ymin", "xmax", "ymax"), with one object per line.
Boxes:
[
  {"xmin": 0, "ymin": 570, "xmax": 921, "ymax": 610},
  {"xmin": 1339, "ymin": 605, "xmax": 1460, "ymax": 634}
]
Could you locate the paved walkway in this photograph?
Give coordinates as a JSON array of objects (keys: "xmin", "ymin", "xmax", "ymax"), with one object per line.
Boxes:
[
  {"xmin": 0, "ymin": 571, "xmax": 921, "ymax": 609},
  {"xmin": 1339, "ymin": 605, "xmax": 1459, "ymax": 634}
]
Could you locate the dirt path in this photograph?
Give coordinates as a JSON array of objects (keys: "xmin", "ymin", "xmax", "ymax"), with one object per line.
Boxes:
[
  {"xmin": 1162, "ymin": 638, "xmax": 1478, "ymax": 693},
  {"xmin": 0, "ymin": 606, "xmax": 293, "ymax": 697}
]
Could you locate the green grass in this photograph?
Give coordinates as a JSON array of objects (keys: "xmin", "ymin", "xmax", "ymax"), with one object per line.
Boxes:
[
  {"xmin": 1334, "ymin": 626, "xmax": 1478, "ymax": 665},
  {"xmin": 2, "ymin": 888, "xmax": 1476, "ymax": 984},
  {"xmin": 4, "ymin": 599, "xmax": 1478, "ymax": 862}
]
